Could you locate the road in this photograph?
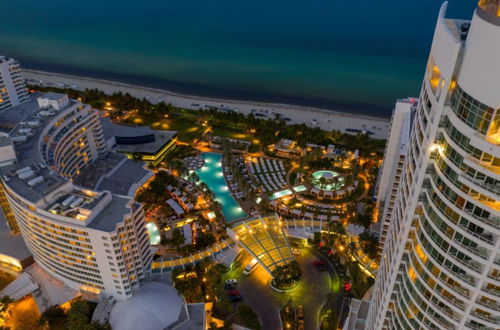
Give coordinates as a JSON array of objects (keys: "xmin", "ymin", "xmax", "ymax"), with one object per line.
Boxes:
[{"xmin": 230, "ymin": 246, "xmax": 334, "ymax": 330}]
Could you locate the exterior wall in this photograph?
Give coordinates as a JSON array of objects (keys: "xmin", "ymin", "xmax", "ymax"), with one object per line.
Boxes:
[
  {"xmin": 0, "ymin": 95, "xmax": 152, "ymax": 301},
  {"xmin": 0, "ymin": 56, "xmax": 29, "ymax": 111},
  {"xmin": 39, "ymin": 100, "xmax": 106, "ymax": 179},
  {"xmin": 376, "ymin": 99, "xmax": 414, "ymax": 251},
  {"xmin": 367, "ymin": 3, "xmax": 500, "ymax": 330}
]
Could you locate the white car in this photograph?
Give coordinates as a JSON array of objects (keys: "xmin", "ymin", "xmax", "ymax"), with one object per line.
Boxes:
[
  {"xmin": 243, "ymin": 259, "xmax": 259, "ymax": 275},
  {"xmin": 225, "ymin": 279, "xmax": 237, "ymax": 285},
  {"xmin": 291, "ymin": 248, "xmax": 301, "ymax": 256}
]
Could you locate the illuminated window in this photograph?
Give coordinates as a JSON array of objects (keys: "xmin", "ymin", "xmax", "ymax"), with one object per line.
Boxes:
[
  {"xmin": 415, "ymin": 244, "xmax": 428, "ymax": 264},
  {"xmin": 408, "ymin": 266, "xmax": 417, "ymax": 283}
]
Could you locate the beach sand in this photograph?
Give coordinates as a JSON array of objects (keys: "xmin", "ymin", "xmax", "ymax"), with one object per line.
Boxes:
[{"xmin": 23, "ymin": 69, "xmax": 390, "ymax": 140}]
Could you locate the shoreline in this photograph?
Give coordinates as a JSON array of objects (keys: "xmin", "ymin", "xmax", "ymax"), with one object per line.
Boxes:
[{"xmin": 23, "ymin": 69, "xmax": 390, "ymax": 139}]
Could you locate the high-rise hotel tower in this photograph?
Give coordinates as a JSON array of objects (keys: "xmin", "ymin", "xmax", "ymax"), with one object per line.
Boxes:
[
  {"xmin": 366, "ymin": 1, "xmax": 500, "ymax": 329},
  {"xmin": 0, "ymin": 56, "xmax": 29, "ymax": 111},
  {"xmin": 0, "ymin": 91, "xmax": 153, "ymax": 301}
]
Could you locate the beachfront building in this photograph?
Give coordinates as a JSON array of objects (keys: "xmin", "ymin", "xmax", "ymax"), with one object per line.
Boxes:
[
  {"xmin": 0, "ymin": 56, "xmax": 29, "ymax": 111},
  {"xmin": 100, "ymin": 116, "xmax": 177, "ymax": 166},
  {"xmin": 0, "ymin": 93, "xmax": 153, "ymax": 301},
  {"xmin": 361, "ymin": 2, "xmax": 500, "ymax": 329},
  {"xmin": 373, "ymin": 98, "xmax": 416, "ymax": 253}
]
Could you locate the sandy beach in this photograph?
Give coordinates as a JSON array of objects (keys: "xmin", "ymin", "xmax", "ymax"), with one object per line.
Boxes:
[{"xmin": 23, "ymin": 69, "xmax": 390, "ymax": 139}]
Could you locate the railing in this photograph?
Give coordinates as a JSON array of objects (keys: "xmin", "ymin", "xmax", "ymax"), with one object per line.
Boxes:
[
  {"xmin": 459, "ymin": 172, "xmax": 500, "ymax": 198},
  {"xmin": 471, "ymin": 310, "xmax": 499, "ymax": 325},
  {"xmin": 477, "ymin": 299, "xmax": 500, "ymax": 312},
  {"xmin": 464, "ymin": 210, "xmax": 500, "ymax": 230}
]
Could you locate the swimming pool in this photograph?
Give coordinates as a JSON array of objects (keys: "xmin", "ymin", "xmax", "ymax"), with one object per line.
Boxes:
[
  {"xmin": 195, "ymin": 152, "xmax": 247, "ymax": 222},
  {"xmin": 310, "ymin": 170, "xmax": 345, "ymax": 191},
  {"xmin": 146, "ymin": 222, "xmax": 161, "ymax": 245}
]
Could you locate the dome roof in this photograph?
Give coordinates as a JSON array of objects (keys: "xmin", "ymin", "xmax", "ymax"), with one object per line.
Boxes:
[{"xmin": 110, "ymin": 282, "xmax": 185, "ymax": 330}]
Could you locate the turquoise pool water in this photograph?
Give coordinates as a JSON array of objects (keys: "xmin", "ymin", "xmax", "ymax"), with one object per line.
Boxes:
[
  {"xmin": 270, "ymin": 189, "xmax": 293, "ymax": 200},
  {"xmin": 146, "ymin": 222, "xmax": 161, "ymax": 245},
  {"xmin": 195, "ymin": 153, "xmax": 247, "ymax": 222}
]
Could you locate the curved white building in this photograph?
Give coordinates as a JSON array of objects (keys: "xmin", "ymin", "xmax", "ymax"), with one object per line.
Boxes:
[
  {"xmin": 0, "ymin": 93, "xmax": 152, "ymax": 301},
  {"xmin": 365, "ymin": 2, "xmax": 500, "ymax": 329}
]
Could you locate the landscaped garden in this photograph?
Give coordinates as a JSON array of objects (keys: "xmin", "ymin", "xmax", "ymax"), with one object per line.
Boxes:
[
  {"xmin": 27, "ymin": 85, "xmax": 387, "ymax": 329},
  {"xmin": 271, "ymin": 261, "xmax": 302, "ymax": 291}
]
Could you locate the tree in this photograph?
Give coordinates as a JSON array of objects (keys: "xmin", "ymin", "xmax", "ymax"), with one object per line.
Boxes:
[
  {"xmin": 169, "ymin": 228, "xmax": 187, "ymax": 251},
  {"xmin": 237, "ymin": 304, "xmax": 261, "ymax": 330},
  {"xmin": 358, "ymin": 231, "xmax": 379, "ymax": 260},
  {"xmin": 38, "ymin": 305, "xmax": 66, "ymax": 328},
  {"xmin": 0, "ymin": 296, "xmax": 12, "ymax": 327},
  {"xmin": 66, "ymin": 300, "xmax": 92, "ymax": 330}
]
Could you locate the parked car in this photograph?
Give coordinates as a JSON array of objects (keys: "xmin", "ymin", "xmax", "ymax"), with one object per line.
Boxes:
[
  {"xmin": 243, "ymin": 258, "xmax": 259, "ymax": 275},
  {"xmin": 229, "ymin": 294, "xmax": 243, "ymax": 302},
  {"xmin": 291, "ymin": 248, "xmax": 301, "ymax": 256},
  {"xmin": 297, "ymin": 319, "xmax": 305, "ymax": 330},
  {"xmin": 227, "ymin": 290, "xmax": 240, "ymax": 296},
  {"xmin": 224, "ymin": 283, "xmax": 237, "ymax": 290},
  {"xmin": 225, "ymin": 279, "xmax": 237, "ymax": 285},
  {"xmin": 297, "ymin": 305, "xmax": 304, "ymax": 319}
]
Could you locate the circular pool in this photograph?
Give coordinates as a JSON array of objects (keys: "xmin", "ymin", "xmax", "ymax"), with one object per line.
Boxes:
[{"xmin": 310, "ymin": 170, "xmax": 345, "ymax": 191}]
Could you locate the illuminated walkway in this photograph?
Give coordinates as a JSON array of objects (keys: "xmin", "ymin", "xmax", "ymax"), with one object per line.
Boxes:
[{"xmin": 151, "ymin": 240, "xmax": 233, "ymax": 272}]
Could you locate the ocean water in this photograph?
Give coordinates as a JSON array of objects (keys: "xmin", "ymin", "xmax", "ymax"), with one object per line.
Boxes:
[{"xmin": 0, "ymin": 0, "xmax": 475, "ymax": 117}]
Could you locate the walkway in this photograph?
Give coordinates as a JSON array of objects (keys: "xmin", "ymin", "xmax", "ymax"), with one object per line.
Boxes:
[{"xmin": 151, "ymin": 240, "xmax": 233, "ymax": 272}]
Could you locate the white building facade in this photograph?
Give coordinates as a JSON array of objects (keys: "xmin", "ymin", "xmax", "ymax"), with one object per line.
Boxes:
[
  {"xmin": 375, "ymin": 98, "xmax": 415, "ymax": 253},
  {"xmin": 0, "ymin": 56, "xmax": 29, "ymax": 111},
  {"xmin": 366, "ymin": 2, "xmax": 500, "ymax": 329},
  {"xmin": 0, "ymin": 93, "xmax": 153, "ymax": 301}
]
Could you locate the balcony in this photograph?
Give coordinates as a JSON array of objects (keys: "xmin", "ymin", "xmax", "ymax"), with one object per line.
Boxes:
[
  {"xmin": 477, "ymin": 299, "xmax": 500, "ymax": 312},
  {"xmin": 471, "ymin": 311, "xmax": 499, "ymax": 325},
  {"xmin": 464, "ymin": 210, "xmax": 500, "ymax": 230},
  {"xmin": 459, "ymin": 173, "xmax": 500, "ymax": 199}
]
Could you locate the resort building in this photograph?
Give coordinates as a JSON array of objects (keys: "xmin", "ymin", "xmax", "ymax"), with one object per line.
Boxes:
[
  {"xmin": 0, "ymin": 93, "xmax": 153, "ymax": 301},
  {"xmin": 100, "ymin": 116, "xmax": 177, "ymax": 166},
  {"xmin": 363, "ymin": 2, "xmax": 500, "ymax": 329},
  {"xmin": 0, "ymin": 56, "xmax": 29, "ymax": 111},
  {"xmin": 374, "ymin": 98, "xmax": 416, "ymax": 253}
]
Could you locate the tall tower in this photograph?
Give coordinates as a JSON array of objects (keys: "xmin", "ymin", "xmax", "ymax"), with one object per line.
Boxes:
[
  {"xmin": 0, "ymin": 93, "xmax": 152, "ymax": 301},
  {"xmin": 367, "ymin": 2, "xmax": 500, "ymax": 329},
  {"xmin": 0, "ymin": 56, "xmax": 29, "ymax": 111},
  {"xmin": 375, "ymin": 98, "xmax": 415, "ymax": 254}
]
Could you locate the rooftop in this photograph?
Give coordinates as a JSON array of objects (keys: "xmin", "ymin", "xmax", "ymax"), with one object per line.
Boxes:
[
  {"xmin": 109, "ymin": 282, "xmax": 189, "ymax": 330},
  {"xmin": 100, "ymin": 116, "xmax": 177, "ymax": 154},
  {"xmin": 86, "ymin": 194, "xmax": 131, "ymax": 231},
  {"xmin": 40, "ymin": 92, "xmax": 66, "ymax": 101},
  {"xmin": 96, "ymin": 158, "xmax": 150, "ymax": 196},
  {"xmin": 0, "ymin": 94, "xmax": 151, "ymax": 232}
]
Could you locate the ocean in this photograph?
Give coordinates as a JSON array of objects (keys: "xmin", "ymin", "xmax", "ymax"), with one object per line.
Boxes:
[{"xmin": 0, "ymin": 0, "xmax": 475, "ymax": 117}]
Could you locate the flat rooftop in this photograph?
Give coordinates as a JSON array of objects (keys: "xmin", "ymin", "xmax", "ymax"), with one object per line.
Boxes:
[
  {"xmin": 0, "ymin": 95, "xmax": 152, "ymax": 233},
  {"xmin": 0, "ymin": 95, "xmax": 75, "ymax": 202},
  {"xmin": 100, "ymin": 116, "xmax": 177, "ymax": 154},
  {"xmin": 97, "ymin": 158, "xmax": 150, "ymax": 196},
  {"xmin": 87, "ymin": 194, "xmax": 131, "ymax": 231}
]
